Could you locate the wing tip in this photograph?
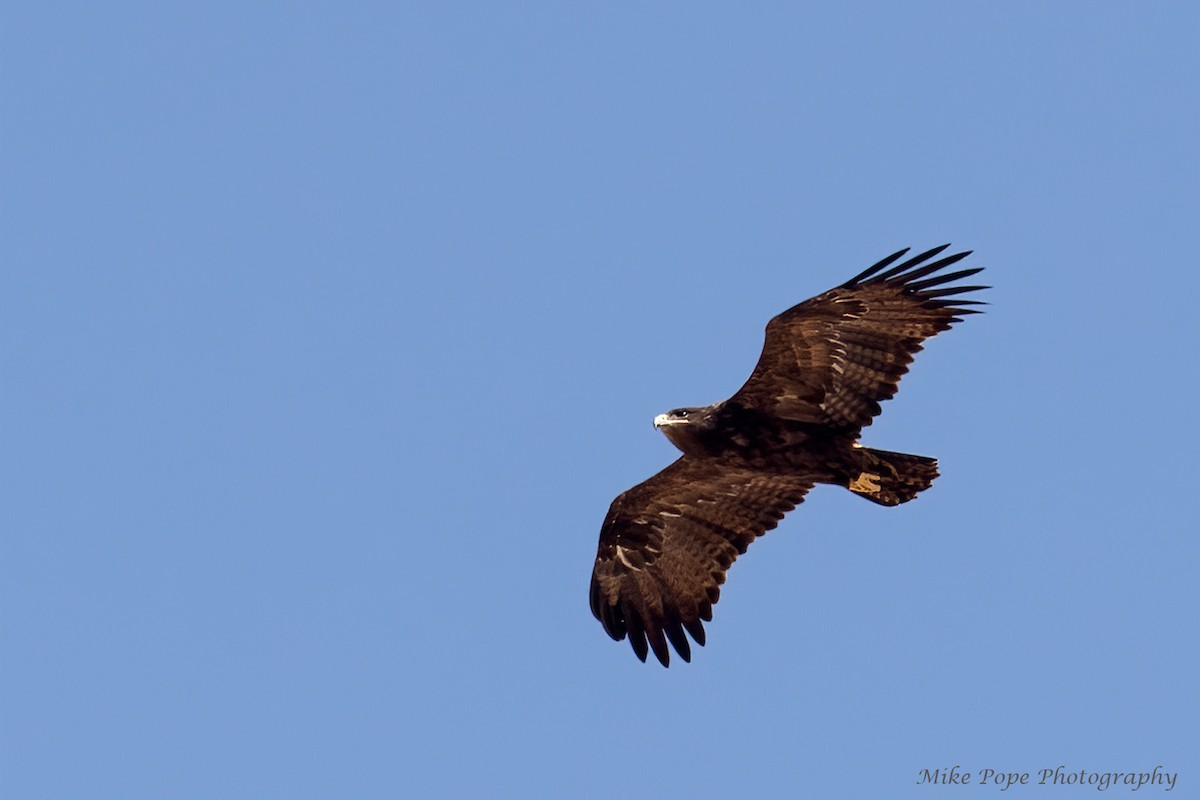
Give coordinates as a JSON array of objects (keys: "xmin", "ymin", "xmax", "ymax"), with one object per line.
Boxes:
[
  {"xmin": 598, "ymin": 601, "xmax": 710, "ymax": 666},
  {"xmin": 844, "ymin": 244, "xmax": 989, "ymax": 310},
  {"xmin": 846, "ymin": 244, "xmax": 970, "ymax": 286}
]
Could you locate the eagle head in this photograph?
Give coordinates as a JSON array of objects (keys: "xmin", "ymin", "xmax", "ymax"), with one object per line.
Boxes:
[{"xmin": 653, "ymin": 406, "xmax": 715, "ymax": 455}]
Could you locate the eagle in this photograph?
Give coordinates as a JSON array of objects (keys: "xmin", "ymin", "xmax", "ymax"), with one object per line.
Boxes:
[{"xmin": 589, "ymin": 244, "xmax": 987, "ymax": 666}]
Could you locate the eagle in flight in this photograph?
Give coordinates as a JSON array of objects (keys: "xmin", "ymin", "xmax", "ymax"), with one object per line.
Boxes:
[{"xmin": 589, "ymin": 244, "xmax": 987, "ymax": 666}]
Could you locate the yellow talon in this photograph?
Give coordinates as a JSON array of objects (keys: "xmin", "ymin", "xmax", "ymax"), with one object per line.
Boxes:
[{"xmin": 849, "ymin": 472, "xmax": 882, "ymax": 493}]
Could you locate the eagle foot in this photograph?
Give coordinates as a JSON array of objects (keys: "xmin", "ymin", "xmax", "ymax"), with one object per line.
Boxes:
[{"xmin": 848, "ymin": 472, "xmax": 882, "ymax": 493}]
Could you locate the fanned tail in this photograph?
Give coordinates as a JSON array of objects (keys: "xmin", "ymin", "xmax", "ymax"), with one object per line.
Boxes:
[{"xmin": 847, "ymin": 447, "xmax": 939, "ymax": 506}]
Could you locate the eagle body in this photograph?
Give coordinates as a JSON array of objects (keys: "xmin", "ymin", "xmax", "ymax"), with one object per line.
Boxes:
[
  {"xmin": 589, "ymin": 245, "xmax": 987, "ymax": 667},
  {"xmin": 656, "ymin": 402, "xmax": 832, "ymax": 457}
]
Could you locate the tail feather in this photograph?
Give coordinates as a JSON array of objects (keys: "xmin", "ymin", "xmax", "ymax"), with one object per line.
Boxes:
[{"xmin": 847, "ymin": 447, "xmax": 939, "ymax": 506}]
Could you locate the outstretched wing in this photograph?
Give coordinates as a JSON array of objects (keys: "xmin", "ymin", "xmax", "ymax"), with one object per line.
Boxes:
[
  {"xmin": 731, "ymin": 244, "xmax": 987, "ymax": 429},
  {"xmin": 590, "ymin": 457, "xmax": 816, "ymax": 666}
]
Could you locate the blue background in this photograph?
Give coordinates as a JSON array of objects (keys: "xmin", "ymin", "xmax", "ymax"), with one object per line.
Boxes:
[{"xmin": 3, "ymin": 3, "xmax": 1196, "ymax": 798}]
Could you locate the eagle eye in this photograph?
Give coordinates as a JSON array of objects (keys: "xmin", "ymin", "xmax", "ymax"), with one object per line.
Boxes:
[{"xmin": 674, "ymin": 409, "xmax": 689, "ymax": 418}]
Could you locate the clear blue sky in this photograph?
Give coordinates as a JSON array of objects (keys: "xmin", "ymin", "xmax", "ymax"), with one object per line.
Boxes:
[{"xmin": 3, "ymin": 3, "xmax": 1197, "ymax": 798}]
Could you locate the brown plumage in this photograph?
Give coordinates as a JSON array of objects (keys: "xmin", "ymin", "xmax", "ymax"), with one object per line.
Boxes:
[{"xmin": 589, "ymin": 244, "xmax": 987, "ymax": 666}]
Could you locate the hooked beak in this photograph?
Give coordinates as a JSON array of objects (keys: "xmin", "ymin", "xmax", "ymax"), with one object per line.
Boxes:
[{"xmin": 654, "ymin": 414, "xmax": 685, "ymax": 428}]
